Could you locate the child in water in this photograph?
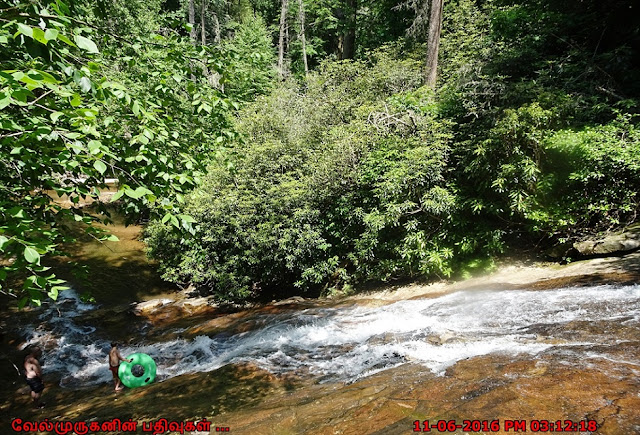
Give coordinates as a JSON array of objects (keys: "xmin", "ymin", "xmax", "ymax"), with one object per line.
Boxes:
[{"xmin": 108, "ymin": 343, "xmax": 132, "ymax": 391}]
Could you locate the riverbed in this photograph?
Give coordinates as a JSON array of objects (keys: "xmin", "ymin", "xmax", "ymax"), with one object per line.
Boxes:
[{"xmin": 1, "ymin": 219, "xmax": 639, "ymax": 434}]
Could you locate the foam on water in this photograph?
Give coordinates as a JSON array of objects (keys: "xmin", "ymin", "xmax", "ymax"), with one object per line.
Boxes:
[{"xmin": 21, "ymin": 284, "xmax": 640, "ymax": 387}]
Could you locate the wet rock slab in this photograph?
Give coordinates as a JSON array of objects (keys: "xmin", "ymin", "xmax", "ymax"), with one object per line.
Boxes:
[
  {"xmin": 4, "ymin": 350, "xmax": 638, "ymax": 435},
  {"xmin": 3, "ymin": 249, "xmax": 640, "ymax": 434},
  {"xmin": 214, "ymin": 349, "xmax": 640, "ymax": 435}
]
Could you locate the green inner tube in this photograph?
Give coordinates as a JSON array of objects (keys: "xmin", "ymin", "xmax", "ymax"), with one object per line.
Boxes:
[{"xmin": 118, "ymin": 353, "xmax": 157, "ymax": 388}]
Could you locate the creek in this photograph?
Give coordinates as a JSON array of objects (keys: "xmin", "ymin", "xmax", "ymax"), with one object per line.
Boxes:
[
  {"xmin": 1, "ymin": 214, "xmax": 639, "ymax": 433},
  {"xmin": 4, "ymin": 279, "xmax": 640, "ymax": 434},
  {"xmin": 15, "ymin": 284, "xmax": 640, "ymax": 387}
]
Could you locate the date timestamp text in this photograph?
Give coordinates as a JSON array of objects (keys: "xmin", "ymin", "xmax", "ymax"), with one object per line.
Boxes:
[{"xmin": 413, "ymin": 419, "xmax": 598, "ymax": 432}]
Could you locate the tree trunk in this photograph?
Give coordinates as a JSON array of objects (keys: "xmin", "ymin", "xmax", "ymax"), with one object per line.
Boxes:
[
  {"xmin": 201, "ymin": 0, "xmax": 206, "ymax": 45},
  {"xmin": 189, "ymin": 0, "xmax": 197, "ymax": 43},
  {"xmin": 298, "ymin": 0, "xmax": 308, "ymax": 75},
  {"xmin": 212, "ymin": 12, "xmax": 221, "ymax": 43},
  {"xmin": 425, "ymin": 0, "xmax": 444, "ymax": 87},
  {"xmin": 278, "ymin": 0, "xmax": 289, "ymax": 77},
  {"xmin": 338, "ymin": 0, "xmax": 357, "ymax": 60}
]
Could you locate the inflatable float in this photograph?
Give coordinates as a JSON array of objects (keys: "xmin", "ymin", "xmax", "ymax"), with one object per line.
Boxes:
[{"xmin": 118, "ymin": 353, "xmax": 156, "ymax": 388}]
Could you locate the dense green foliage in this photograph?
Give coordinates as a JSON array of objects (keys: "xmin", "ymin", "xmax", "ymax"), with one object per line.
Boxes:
[
  {"xmin": 0, "ymin": 0, "xmax": 239, "ymax": 305},
  {"xmin": 3, "ymin": 0, "xmax": 639, "ymax": 305},
  {"xmin": 148, "ymin": 0, "xmax": 640, "ymax": 302},
  {"xmin": 147, "ymin": 50, "xmax": 473, "ymax": 300},
  {"xmin": 443, "ymin": 0, "xmax": 640, "ymax": 238}
]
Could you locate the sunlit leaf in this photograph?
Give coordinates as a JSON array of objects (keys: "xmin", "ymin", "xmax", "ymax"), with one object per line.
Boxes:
[
  {"xmin": 74, "ymin": 34, "xmax": 99, "ymax": 53},
  {"xmin": 94, "ymin": 160, "xmax": 107, "ymax": 174},
  {"xmin": 24, "ymin": 247, "xmax": 40, "ymax": 264},
  {"xmin": 16, "ymin": 23, "xmax": 33, "ymax": 38},
  {"xmin": 44, "ymin": 28, "xmax": 59, "ymax": 41},
  {"xmin": 79, "ymin": 76, "xmax": 92, "ymax": 93}
]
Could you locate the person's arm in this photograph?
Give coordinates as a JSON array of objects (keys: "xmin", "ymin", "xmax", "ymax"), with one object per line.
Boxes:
[{"xmin": 117, "ymin": 349, "xmax": 133, "ymax": 363}]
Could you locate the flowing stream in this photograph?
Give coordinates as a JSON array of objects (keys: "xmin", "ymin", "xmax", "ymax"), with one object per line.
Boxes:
[{"xmin": 18, "ymin": 284, "xmax": 640, "ymax": 389}]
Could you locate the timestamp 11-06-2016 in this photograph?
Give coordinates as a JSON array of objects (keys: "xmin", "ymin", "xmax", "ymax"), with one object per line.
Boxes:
[{"xmin": 413, "ymin": 419, "xmax": 598, "ymax": 432}]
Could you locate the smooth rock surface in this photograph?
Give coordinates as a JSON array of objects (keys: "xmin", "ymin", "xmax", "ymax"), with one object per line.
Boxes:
[{"xmin": 574, "ymin": 223, "xmax": 640, "ymax": 256}]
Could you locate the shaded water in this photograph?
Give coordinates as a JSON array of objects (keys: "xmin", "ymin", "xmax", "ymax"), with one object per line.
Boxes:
[{"xmin": 18, "ymin": 284, "xmax": 640, "ymax": 389}]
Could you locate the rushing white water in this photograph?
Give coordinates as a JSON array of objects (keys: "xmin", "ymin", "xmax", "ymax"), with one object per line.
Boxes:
[{"xmin": 20, "ymin": 284, "xmax": 640, "ymax": 387}]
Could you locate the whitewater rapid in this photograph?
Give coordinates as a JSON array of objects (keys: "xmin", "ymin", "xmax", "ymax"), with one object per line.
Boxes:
[{"xmin": 20, "ymin": 284, "xmax": 640, "ymax": 387}]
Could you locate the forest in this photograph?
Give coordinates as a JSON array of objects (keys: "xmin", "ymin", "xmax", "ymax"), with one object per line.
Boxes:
[{"xmin": 1, "ymin": 0, "xmax": 639, "ymax": 306}]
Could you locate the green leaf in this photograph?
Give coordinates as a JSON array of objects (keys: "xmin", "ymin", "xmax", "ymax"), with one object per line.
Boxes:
[
  {"xmin": 58, "ymin": 34, "xmax": 76, "ymax": 47},
  {"xmin": 79, "ymin": 76, "xmax": 92, "ymax": 93},
  {"xmin": 170, "ymin": 215, "xmax": 180, "ymax": 228},
  {"xmin": 16, "ymin": 23, "xmax": 33, "ymax": 38},
  {"xmin": 87, "ymin": 140, "xmax": 102, "ymax": 154},
  {"xmin": 70, "ymin": 93, "xmax": 82, "ymax": 107},
  {"xmin": 0, "ymin": 93, "xmax": 11, "ymax": 110},
  {"xmin": 110, "ymin": 189, "xmax": 124, "ymax": 202},
  {"xmin": 18, "ymin": 297, "xmax": 29, "ymax": 310},
  {"xmin": 36, "ymin": 70, "xmax": 58, "ymax": 84},
  {"xmin": 124, "ymin": 186, "xmax": 152, "ymax": 200},
  {"xmin": 44, "ymin": 29, "xmax": 59, "ymax": 41},
  {"xmin": 48, "ymin": 285, "xmax": 69, "ymax": 300},
  {"xmin": 24, "ymin": 246, "xmax": 40, "ymax": 264},
  {"xmin": 8, "ymin": 207, "xmax": 26, "ymax": 218},
  {"xmin": 48, "ymin": 288, "xmax": 59, "ymax": 300},
  {"xmin": 74, "ymin": 35, "xmax": 99, "ymax": 54},
  {"xmin": 105, "ymin": 234, "xmax": 119, "ymax": 242},
  {"xmin": 50, "ymin": 111, "xmax": 64, "ymax": 122},
  {"xmin": 0, "ymin": 235, "xmax": 9, "ymax": 251},
  {"xmin": 179, "ymin": 214, "xmax": 196, "ymax": 223},
  {"xmin": 32, "ymin": 28, "xmax": 47, "ymax": 44},
  {"xmin": 132, "ymin": 100, "xmax": 140, "ymax": 116},
  {"xmin": 124, "ymin": 188, "xmax": 140, "ymax": 199},
  {"xmin": 93, "ymin": 160, "xmax": 107, "ymax": 174},
  {"xmin": 133, "ymin": 186, "xmax": 153, "ymax": 198}
]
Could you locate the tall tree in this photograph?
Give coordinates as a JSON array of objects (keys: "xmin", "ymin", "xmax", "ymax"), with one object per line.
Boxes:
[
  {"xmin": 189, "ymin": 0, "xmax": 197, "ymax": 42},
  {"xmin": 400, "ymin": 0, "xmax": 445, "ymax": 86},
  {"xmin": 338, "ymin": 0, "xmax": 357, "ymax": 59},
  {"xmin": 212, "ymin": 10, "xmax": 221, "ymax": 43},
  {"xmin": 201, "ymin": 0, "xmax": 207, "ymax": 45},
  {"xmin": 278, "ymin": 0, "xmax": 289, "ymax": 76},
  {"xmin": 298, "ymin": 0, "xmax": 309, "ymax": 75},
  {"xmin": 425, "ymin": 0, "xmax": 443, "ymax": 87}
]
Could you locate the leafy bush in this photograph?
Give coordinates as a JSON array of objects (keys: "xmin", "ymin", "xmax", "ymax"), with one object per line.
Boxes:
[
  {"xmin": 442, "ymin": 0, "xmax": 639, "ymax": 247},
  {"xmin": 146, "ymin": 50, "xmax": 471, "ymax": 301},
  {"xmin": 146, "ymin": 0, "xmax": 640, "ymax": 303},
  {"xmin": 537, "ymin": 113, "xmax": 640, "ymax": 232}
]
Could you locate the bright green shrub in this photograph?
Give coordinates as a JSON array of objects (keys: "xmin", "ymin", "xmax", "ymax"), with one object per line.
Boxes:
[
  {"xmin": 146, "ymin": 50, "xmax": 466, "ymax": 301},
  {"xmin": 538, "ymin": 114, "xmax": 640, "ymax": 231}
]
